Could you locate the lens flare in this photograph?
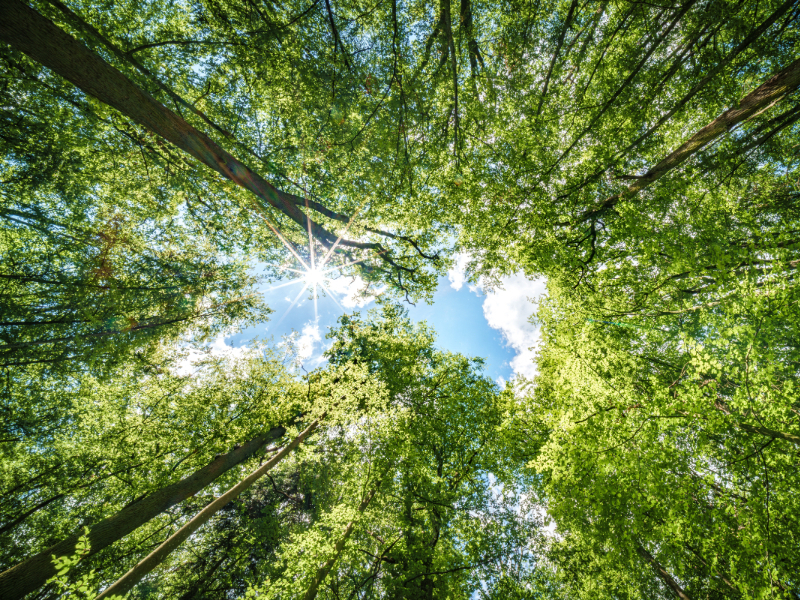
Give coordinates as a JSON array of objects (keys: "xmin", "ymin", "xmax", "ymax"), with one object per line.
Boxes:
[{"xmin": 303, "ymin": 268, "xmax": 327, "ymax": 287}]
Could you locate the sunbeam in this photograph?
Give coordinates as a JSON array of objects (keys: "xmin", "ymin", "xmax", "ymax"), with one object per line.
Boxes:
[
  {"xmin": 264, "ymin": 278, "xmax": 304, "ymax": 293},
  {"xmin": 319, "ymin": 280, "xmax": 346, "ymax": 313},
  {"xmin": 259, "ymin": 191, "xmax": 384, "ymax": 327},
  {"xmin": 274, "ymin": 282, "xmax": 310, "ymax": 326},
  {"xmin": 318, "ymin": 196, "xmax": 370, "ymax": 268}
]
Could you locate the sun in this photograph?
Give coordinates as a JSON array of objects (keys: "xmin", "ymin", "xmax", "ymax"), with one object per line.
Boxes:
[
  {"xmin": 258, "ymin": 194, "xmax": 376, "ymax": 325},
  {"xmin": 303, "ymin": 268, "xmax": 327, "ymax": 287}
]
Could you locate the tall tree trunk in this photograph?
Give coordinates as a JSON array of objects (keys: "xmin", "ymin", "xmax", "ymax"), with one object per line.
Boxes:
[
  {"xmin": 738, "ymin": 422, "xmax": 800, "ymax": 446},
  {"xmin": 0, "ymin": 427, "xmax": 284, "ymax": 600},
  {"xmin": 0, "ymin": 0, "xmax": 362, "ymax": 251},
  {"xmin": 43, "ymin": 0, "xmax": 234, "ymax": 141},
  {"xmin": 534, "ymin": 0, "xmax": 578, "ymax": 117},
  {"xmin": 636, "ymin": 543, "xmax": 691, "ymax": 600},
  {"xmin": 95, "ymin": 417, "xmax": 324, "ymax": 599},
  {"xmin": 303, "ymin": 477, "xmax": 383, "ymax": 600},
  {"xmin": 610, "ymin": 0, "xmax": 798, "ymax": 169},
  {"xmin": 582, "ymin": 57, "xmax": 800, "ymax": 222}
]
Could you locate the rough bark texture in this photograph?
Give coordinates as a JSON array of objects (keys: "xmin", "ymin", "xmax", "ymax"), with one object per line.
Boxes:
[
  {"xmin": 0, "ymin": 427, "xmax": 285, "ymax": 600},
  {"xmin": 613, "ymin": 0, "xmax": 798, "ymax": 166},
  {"xmin": 637, "ymin": 544, "xmax": 692, "ymax": 600},
  {"xmin": 95, "ymin": 417, "xmax": 322, "ymax": 599},
  {"xmin": 0, "ymin": 0, "xmax": 355, "ymax": 248}
]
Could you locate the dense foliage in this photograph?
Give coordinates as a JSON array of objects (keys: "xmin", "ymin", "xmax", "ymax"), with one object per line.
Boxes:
[{"xmin": 1, "ymin": 0, "xmax": 799, "ymax": 598}]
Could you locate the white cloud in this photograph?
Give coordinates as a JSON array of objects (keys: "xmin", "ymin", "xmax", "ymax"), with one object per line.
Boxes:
[
  {"xmin": 481, "ymin": 273, "xmax": 546, "ymax": 379},
  {"xmin": 277, "ymin": 321, "xmax": 328, "ymax": 369},
  {"xmin": 448, "ymin": 253, "xmax": 471, "ymax": 291},
  {"xmin": 325, "ymin": 275, "xmax": 385, "ymax": 308},
  {"xmin": 295, "ymin": 321, "xmax": 321, "ymax": 360}
]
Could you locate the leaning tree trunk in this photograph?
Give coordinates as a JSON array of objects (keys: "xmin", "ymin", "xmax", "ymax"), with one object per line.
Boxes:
[
  {"xmin": 636, "ymin": 543, "xmax": 691, "ymax": 600},
  {"xmin": 737, "ymin": 422, "xmax": 800, "ymax": 446},
  {"xmin": 0, "ymin": 0, "xmax": 344, "ymax": 247},
  {"xmin": 581, "ymin": 56, "xmax": 800, "ymax": 222},
  {"xmin": 95, "ymin": 416, "xmax": 324, "ymax": 599},
  {"xmin": 0, "ymin": 427, "xmax": 285, "ymax": 600}
]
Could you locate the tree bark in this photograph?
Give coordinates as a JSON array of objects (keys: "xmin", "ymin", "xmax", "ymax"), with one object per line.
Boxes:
[
  {"xmin": 738, "ymin": 422, "xmax": 800, "ymax": 446},
  {"xmin": 0, "ymin": 427, "xmax": 285, "ymax": 600},
  {"xmin": 0, "ymin": 0, "xmax": 367, "ymax": 252},
  {"xmin": 636, "ymin": 543, "xmax": 691, "ymax": 600},
  {"xmin": 548, "ymin": 0, "xmax": 697, "ymax": 177},
  {"xmin": 303, "ymin": 478, "xmax": 383, "ymax": 600},
  {"xmin": 612, "ymin": 0, "xmax": 797, "ymax": 169},
  {"xmin": 43, "ymin": 0, "xmax": 235, "ymax": 142},
  {"xmin": 0, "ymin": 493, "xmax": 65, "ymax": 536},
  {"xmin": 583, "ymin": 57, "xmax": 800, "ymax": 221},
  {"xmin": 95, "ymin": 417, "xmax": 322, "ymax": 599}
]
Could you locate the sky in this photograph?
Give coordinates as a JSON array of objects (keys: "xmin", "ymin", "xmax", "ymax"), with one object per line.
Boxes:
[{"xmin": 224, "ymin": 257, "xmax": 547, "ymax": 385}]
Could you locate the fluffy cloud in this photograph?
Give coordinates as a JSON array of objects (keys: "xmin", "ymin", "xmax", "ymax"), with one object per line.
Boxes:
[
  {"xmin": 447, "ymin": 255, "xmax": 547, "ymax": 378},
  {"xmin": 174, "ymin": 333, "xmax": 257, "ymax": 376},
  {"xmin": 275, "ymin": 320, "xmax": 328, "ymax": 368},
  {"xmin": 295, "ymin": 321, "xmax": 322, "ymax": 360},
  {"xmin": 447, "ymin": 253, "xmax": 471, "ymax": 291},
  {"xmin": 481, "ymin": 273, "xmax": 547, "ymax": 379}
]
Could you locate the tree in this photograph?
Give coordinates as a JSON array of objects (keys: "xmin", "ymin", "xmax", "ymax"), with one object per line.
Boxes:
[
  {"xmin": 0, "ymin": 0, "xmax": 463, "ymax": 299},
  {"xmin": 1, "ymin": 347, "xmax": 302, "ymax": 599},
  {"xmin": 1, "ymin": 36, "xmax": 271, "ymax": 379},
  {"xmin": 3, "ymin": 0, "xmax": 800, "ymax": 597},
  {"xmin": 525, "ymin": 280, "xmax": 800, "ymax": 598},
  {"xmin": 86, "ymin": 353, "xmax": 387, "ymax": 598},
  {"xmin": 455, "ymin": 0, "xmax": 800, "ymax": 296},
  {"xmin": 84, "ymin": 307, "xmax": 538, "ymax": 600}
]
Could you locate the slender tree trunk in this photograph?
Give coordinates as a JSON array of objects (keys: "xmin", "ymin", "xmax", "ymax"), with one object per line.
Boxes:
[
  {"xmin": 0, "ymin": 0, "xmax": 351, "ymax": 249},
  {"xmin": 738, "ymin": 422, "xmax": 800, "ymax": 446},
  {"xmin": 0, "ymin": 427, "xmax": 285, "ymax": 600},
  {"xmin": 534, "ymin": 0, "xmax": 578, "ymax": 117},
  {"xmin": 303, "ymin": 478, "xmax": 383, "ymax": 600},
  {"xmin": 177, "ymin": 554, "xmax": 227, "ymax": 600},
  {"xmin": 95, "ymin": 417, "xmax": 323, "ymax": 599},
  {"xmin": 612, "ymin": 0, "xmax": 797, "ymax": 165},
  {"xmin": 636, "ymin": 543, "xmax": 691, "ymax": 600},
  {"xmin": 0, "ymin": 493, "xmax": 65, "ymax": 536},
  {"xmin": 684, "ymin": 543, "xmax": 738, "ymax": 592},
  {"xmin": 583, "ymin": 57, "xmax": 800, "ymax": 221},
  {"xmin": 548, "ymin": 0, "xmax": 697, "ymax": 177}
]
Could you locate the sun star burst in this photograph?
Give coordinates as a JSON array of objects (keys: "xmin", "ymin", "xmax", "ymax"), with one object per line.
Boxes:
[
  {"xmin": 262, "ymin": 195, "xmax": 375, "ymax": 326},
  {"xmin": 303, "ymin": 268, "xmax": 327, "ymax": 288}
]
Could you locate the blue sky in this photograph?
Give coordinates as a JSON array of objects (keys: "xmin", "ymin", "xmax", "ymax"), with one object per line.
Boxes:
[{"xmin": 225, "ymin": 259, "xmax": 547, "ymax": 384}]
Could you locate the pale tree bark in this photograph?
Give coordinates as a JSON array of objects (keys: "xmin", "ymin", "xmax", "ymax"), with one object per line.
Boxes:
[
  {"xmin": 612, "ymin": 0, "xmax": 798, "ymax": 168},
  {"xmin": 581, "ymin": 56, "xmax": 800, "ymax": 222},
  {"xmin": 534, "ymin": 0, "xmax": 578, "ymax": 117},
  {"xmin": 0, "ymin": 0, "xmax": 374, "ymax": 252},
  {"xmin": 303, "ymin": 477, "xmax": 384, "ymax": 600},
  {"xmin": 565, "ymin": 0, "xmax": 799, "ymax": 198},
  {"xmin": 737, "ymin": 422, "xmax": 800, "ymax": 447},
  {"xmin": 95, "ymin": 416, "xmax": 324, "ymax": 599},
  {"xmin": 0, "ymin": 427, "xmax": 285, "ymax": 600}
]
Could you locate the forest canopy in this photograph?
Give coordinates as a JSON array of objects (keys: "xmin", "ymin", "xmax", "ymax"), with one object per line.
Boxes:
[{"xmin": 1, "ymin": 0, "xmax": 799, "ymax": 598}]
